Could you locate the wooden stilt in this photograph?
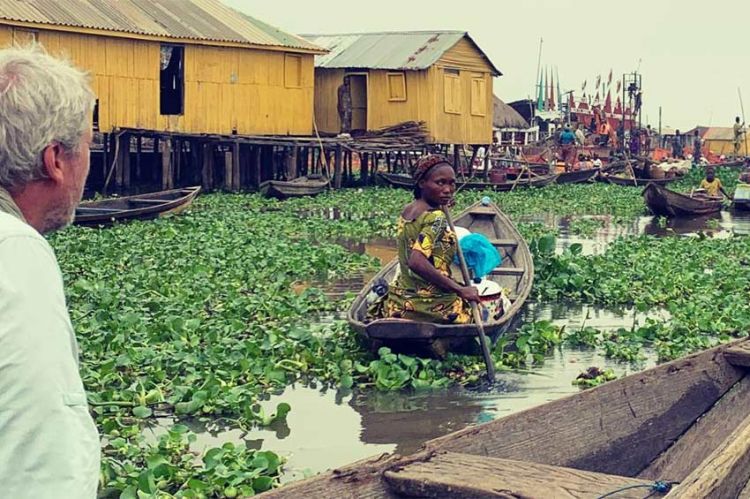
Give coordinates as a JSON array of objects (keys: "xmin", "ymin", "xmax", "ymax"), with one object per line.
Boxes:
[
  {"xmin": 161, "ymin": 137, "xmax": 172, "ymax": 190},
  {"xmin": 201, "ymin": 142, "xmax": 213, "ymax": 190},
  {"xmin": 135, "ymin": 135, "xmax": 142, "ymax": 181},
  {"xmin": 253, "ymin": 146, "xmax": 261, "ymax": 188},
  {"xmin": 334, "ymin": 146, "xmax": 342, "ymax": 189},
  {"xmin": 232, "ymin": 141, "xmax": 240, "ymax": 191},
  {"xmin": 224, "ymin": 148, "xmax": 233, "ymax": 191},
  {"xmin": 152, "ymin": 136, "xmax": 160, "ymax": 183},
  {"xmin": 287, "ymin": 146, "xmax": 298, "ymax": 180}
]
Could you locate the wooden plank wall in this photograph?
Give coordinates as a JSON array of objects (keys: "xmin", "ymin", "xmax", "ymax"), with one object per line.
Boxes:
[
  {"xmin": 0, "ymin": 25, "xmax": 315, "ymax": 136},
  {"xmin": 432, "ymin": 37, "xmax": 494, "ymax": 145}
]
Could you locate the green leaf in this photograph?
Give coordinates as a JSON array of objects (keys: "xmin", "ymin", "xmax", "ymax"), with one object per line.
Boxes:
[{"xmin": 132, "ymin": 406, "xmax": 152, "ymax": 418}]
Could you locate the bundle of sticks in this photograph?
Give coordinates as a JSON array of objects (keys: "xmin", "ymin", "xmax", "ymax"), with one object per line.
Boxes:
[{"xmin": 347, "ymin": 121, "xmax": 429, "ymax": 151}]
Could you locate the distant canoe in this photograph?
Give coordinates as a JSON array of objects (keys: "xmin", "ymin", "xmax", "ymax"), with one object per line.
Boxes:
[
  {"xmin": 601, "ymin": 174, "xmax": 678, "ymax": 187},
  {"xmin": 347, "ymin": 201, "xmax": 533, "ymax": 355},
  {"xmin": 74, "ymin": 186, "xmax": 200, "ymax": 226},
  {"xmin": 643, "ymin": 183, "xmax": 723, "ymax": 217},
  {"xmin": 259, "ymin": 175, "xmax": 330, "ymax": 199},
  {"xmin": 555, "ymin": 168, "xmax": 600, "ymax": 184},
  {"xmin": 378, "ymin": 172, "xmax": 558, "ymax": 191}
]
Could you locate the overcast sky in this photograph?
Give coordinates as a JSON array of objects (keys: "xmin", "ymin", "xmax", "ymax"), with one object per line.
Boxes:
[{"xmin": 226, "ymin": 0, "xmax": 750, "ymax": 130}]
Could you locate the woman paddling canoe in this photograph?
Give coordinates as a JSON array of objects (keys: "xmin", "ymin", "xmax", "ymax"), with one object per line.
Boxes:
[{"xmin": 371, "ymin": 155, "xmax": 480, "ymax": 324}]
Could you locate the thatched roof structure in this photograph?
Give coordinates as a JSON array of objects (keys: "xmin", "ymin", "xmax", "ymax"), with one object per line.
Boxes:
[{"xmin": 493, "ymin": 96, "xmax": 529, "ymax": 129}]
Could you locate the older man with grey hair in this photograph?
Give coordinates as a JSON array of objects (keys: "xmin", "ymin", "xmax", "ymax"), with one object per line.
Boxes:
[{"xmin": 0, "ymin": 45, "xmax": 99, "ymax": 497}]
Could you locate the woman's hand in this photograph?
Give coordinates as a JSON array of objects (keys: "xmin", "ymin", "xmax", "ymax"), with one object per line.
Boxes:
[{"xmin": 457, "ymin": 286, "xmax": 481, "ymax": 303}]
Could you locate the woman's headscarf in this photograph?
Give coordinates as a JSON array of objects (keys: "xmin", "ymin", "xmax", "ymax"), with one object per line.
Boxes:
[{"xmin": 412, "ymin": 154, "xmax": 453, "ymax": 199}]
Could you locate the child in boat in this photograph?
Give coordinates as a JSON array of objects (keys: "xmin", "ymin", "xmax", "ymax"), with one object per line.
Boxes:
[
  {"xmin": 591, "ymin": 154, "xmax": 603, "ymax": 168},
  {"xmin": 699, "ymin": 167, "xmax": 729, "ymax": 198},
  {"xmin": 372, "ymin": 154, "xmax": 480, "ymax": 324}
]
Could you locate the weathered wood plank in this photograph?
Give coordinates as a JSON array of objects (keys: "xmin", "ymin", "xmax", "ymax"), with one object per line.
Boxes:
[
  {"xmin": 640, "ymin": 376, "xmax": 750, "ymax": 482},
  {"xmin": 739, "ymin": 478, "xmax": 750, "ymax": 499},
  {"xmin": 666, "ymin": 411, "xmax": 750, "ymax": 498},
  {"xmin": 424, "ymin": 340, "xmax": 745, "ymax": 477},
  {"xmin": 261, "ymin": 453, "xmax": 401, "ymax": 499},
  {"xmin": 384, "ymin": 451, "xmax": 656, "ymax": 499},
  {"xmin": 724, "ymin": 340, "xmax": 750, "ymax": 367}
]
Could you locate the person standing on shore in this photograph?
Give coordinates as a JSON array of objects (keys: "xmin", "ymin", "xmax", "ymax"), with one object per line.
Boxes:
[{"xmin": 0, "ymin": 45, "xmax": 100, "ymax": 497}]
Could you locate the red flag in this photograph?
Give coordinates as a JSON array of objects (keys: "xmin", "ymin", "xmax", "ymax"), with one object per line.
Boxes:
[
  {"xmin": 616, "ymin": 80, "xmax": 622, "ymax": 94},
  {"xmin": 614, "ymin": 96, "xmax": 622, "ymax": 115},
  {"xmin": 604, "ymin": 89, "xmax": 612, "ymax": 113}
]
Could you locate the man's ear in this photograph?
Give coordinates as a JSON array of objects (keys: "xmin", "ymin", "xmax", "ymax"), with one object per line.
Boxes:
[{"xmin": 41, "ymin": 143, "xmax": 65, "ymax": 185}]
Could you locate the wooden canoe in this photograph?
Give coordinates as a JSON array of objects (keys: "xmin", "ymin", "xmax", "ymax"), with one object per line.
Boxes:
[
  {"xmin": 259, "ymin": 176, "xmax": 330, "ymax": 199},
  {"xmin": 347, "ymin": 201, "xmax": 533, "ymax": 354},
  {"xmin": 264, "ymin": 338, "xmax": 750, "ymax": 498},
  {"xmin": 74, "ymin": 186, "xmax": 200, "ymax": 226},
  {"xmin": 601, "ymin": 174, "xmax": 678, "ymax": 187},
  {"xmin": 377, "ymin": 172, "xmax": 559, "ymax": 191},
  {"xmin": 733, "ymin": 183, "xmax": 750, "ymax": 211},
  {"xmin": 555, "ymin": 168, "xmax": 600, "ymax": 185},
  {"xmin": 643, "ymin": 183, "xmax": 723, "ymax": 217}
]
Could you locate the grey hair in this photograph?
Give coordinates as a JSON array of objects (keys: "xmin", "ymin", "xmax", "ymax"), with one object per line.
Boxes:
[{"xmin": 0, "ymin": 44, "xmax": 95, "ymax": 191}]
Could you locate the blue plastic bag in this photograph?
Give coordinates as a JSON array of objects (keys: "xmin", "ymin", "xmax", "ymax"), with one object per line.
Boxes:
[{"xmin": 453, "ymin": 233, "xmax": 502, "ymax": 279}]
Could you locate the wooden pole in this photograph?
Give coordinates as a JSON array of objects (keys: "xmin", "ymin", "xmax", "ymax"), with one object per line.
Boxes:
[
  {"xmin": 201, "ymin": 142, "xmax": 212, "ymax": 190},
  {"xmin": 253, "ymin": 146, "xmax": 261, "ymax": 188},
  {"xmin": 334, "ymin": 145, "xmax": 343, "ymax": 189},
  {"xmin": 442, "ymin": 205, "xmax": 495, "ymax": 382},
  {"xmin": 161, "ymin": 137, "xmax": 172, "ymax": 189},
  {"xmin": 232, "ymin": 141, "xmax": 241, "ymax": 190}
]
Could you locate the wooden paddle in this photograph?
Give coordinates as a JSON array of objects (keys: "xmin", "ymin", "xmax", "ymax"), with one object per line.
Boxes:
[{"xmin": 442, "ymin": 205, "xmax": 496, "ymax": 382}]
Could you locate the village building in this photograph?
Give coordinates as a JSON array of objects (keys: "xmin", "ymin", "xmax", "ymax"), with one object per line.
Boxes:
[
  {"xmin": 493, "ymin": 96, "xmax": 536, "ymax": 146},
  {"xmin": 0, "ymin": 0, "xmax": 326, "ymax": 192},
  {"xmin": 303, "ymin": 31, "xmax": 501, "ymax": 149}
]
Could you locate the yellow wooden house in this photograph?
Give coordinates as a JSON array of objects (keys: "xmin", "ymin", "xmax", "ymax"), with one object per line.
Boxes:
[
  {"xmin": 0, "ymin": 0, "xmax": 325, "ymax": 136},
  {"xmin": 304, "ymin": 31, "xmax": 501, "ymax": 145}
]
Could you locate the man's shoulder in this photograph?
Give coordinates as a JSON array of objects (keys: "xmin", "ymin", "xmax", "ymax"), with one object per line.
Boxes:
[{"xmin": 0, "ymin": 213, "xmax": 44, "ymax": 243}]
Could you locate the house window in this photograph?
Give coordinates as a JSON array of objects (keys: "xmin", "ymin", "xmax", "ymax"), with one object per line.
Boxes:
[
  {"xmin": 13, "ymin": 29, "xmax": 37, "ymax": 44},
  {"xmin": 387, "ymin": 72, "xmax": 406, "ymax": 101},
  {"xmin": 443, "ymin": 68, "xmax": 461, "ymax": 114},
  {"xmin": 160, "ymin": 44, "xmax": 184, "ymax": 115},
  {"xmin": 284, "ymin": 54, "xmax": 302, "ymax": 88},
  {"xmin": 470, "ymin": 75, "xmax": 487, "ymax": 116}
]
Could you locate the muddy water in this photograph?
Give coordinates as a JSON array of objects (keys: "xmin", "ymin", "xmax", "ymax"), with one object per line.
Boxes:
[{"xmin": 159, "ymin": 210, "xmax": 749, "ymax": 484}]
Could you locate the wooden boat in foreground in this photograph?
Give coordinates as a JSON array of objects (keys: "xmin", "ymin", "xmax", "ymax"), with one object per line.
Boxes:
[
  {"xmin": 347, "ymin": 201, "xmax": 533, "ymax": 354},
  {"xmin": 643, "ymin": 183, "xmax": 723, "ymax": 217},
  {"xmin": 74, "ymin": 186, "xmax": 200, "ymax": 226},
  {"xmin": 378, "ymin": 172, "xmax": 558, "ymax": 191},
  {"xmin": 265, "ymin": 338, "xmax": 750, "ymax": 498},
  {"xmin": 555, "ymin": 168, "xmax": 600, "ymax": 184},
  {"xmin": 601, "ymin": 173, "xmax": 678, "ymax": 187},
  {"xmin": 259, "ymin": 175, "xmax": 330, "ymax": 199}
]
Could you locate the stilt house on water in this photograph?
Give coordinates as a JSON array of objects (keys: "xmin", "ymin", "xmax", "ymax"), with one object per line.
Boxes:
[
  {"xmin": 304, "ymin": 31, "xmax": 501, "ymax": 149},
  {"xmin": 0, "ymin": 0, "xmax": 326, "ymax": 192}
]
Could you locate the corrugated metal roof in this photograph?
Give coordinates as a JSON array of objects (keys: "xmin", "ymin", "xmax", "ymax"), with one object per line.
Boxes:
[
  {"xmin": 0, "ymin": 0, "xmax": 324, "ymax": 52},
  {"xmin": 302, "ymin": 31, "xmax": 500, "ymax": 74}
]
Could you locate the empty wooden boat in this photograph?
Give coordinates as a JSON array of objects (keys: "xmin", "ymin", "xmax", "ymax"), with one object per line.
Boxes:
[
  {"xmin": 643, "ymin": 183, "xmax": 723, "ymax": 217},
  {"xmin": 74, "ymin": 186, "xmax": 200, "ymax": 226},
  {"xmin": 555, "ymin": 168, "xmax": 600, "ymax": 184},
  {"xmin": 347, "ymin": 201, "xmax": 533, "ymax": 355},
  {"xmin": 601, "ymin": 174, "xmax": 678, "ymax": 187},
  {"xmin": 264, "ymin": 338, "xmax": 750, "ymax": 498},
  {"xmin": 259, "ymin": 175, "xmax": 330, "ymax": 199},
  {"xmin": 378, "ymin": 172, "xmax": 558, "ymax": 191}
]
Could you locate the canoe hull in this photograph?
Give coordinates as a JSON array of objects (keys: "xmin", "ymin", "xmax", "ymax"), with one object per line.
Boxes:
[
  {"xmin": 643, "ymin": 183, "xmax": 723, "ymax": 217},
  {"xmin": 378, "ymin": 172, "xmax": 558, "ymax": 191},
  {"xmin": 74, "ymin": 186, "xmax": 200, "ymax": 226},
  {"xmin": 346, "ymin": 202, "xmax": 533, "ymax": 355},
  {"xmin": 555, "ymin": 168, "xmax": 600, "ymax": 184},
  {"xmin": 602, "ymin": 174, "xmax": 678, "ymax": 187},
  {"xmin": 259, "ymin": 177, "xmax": 329, "ymax": 199}
]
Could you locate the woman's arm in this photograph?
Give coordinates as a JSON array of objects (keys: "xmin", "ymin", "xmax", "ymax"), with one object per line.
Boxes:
[{"xmin": 407, "ymin": 250, "xmax": 480, "ymax": 302}]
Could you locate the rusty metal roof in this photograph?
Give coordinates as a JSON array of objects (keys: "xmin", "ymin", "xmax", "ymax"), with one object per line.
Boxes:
[
  {"xmin": 302, "ymin": 31, "xmax": 500, "ymax": 75},
  {"xmin": 0, "ymin": 0, "xmax": 324, "ymax": 52}
]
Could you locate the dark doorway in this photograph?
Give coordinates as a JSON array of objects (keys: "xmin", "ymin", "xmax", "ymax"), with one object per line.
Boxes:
[{"xmin": 160, "ymin": 44, "xmax": 184, "ymax": 115}]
